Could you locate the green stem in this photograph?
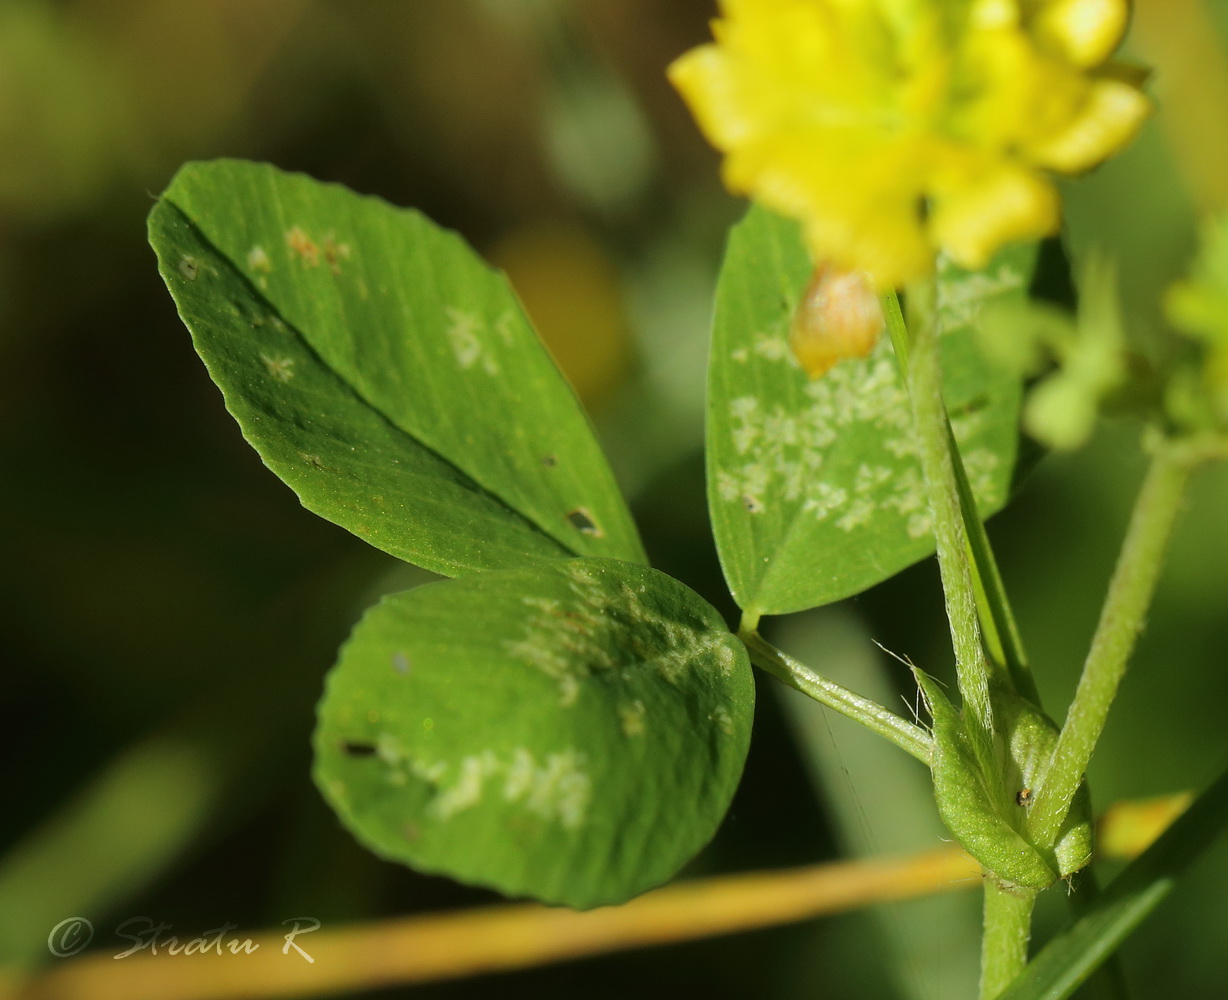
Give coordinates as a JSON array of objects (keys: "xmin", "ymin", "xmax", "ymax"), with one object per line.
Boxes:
[
  {"xmin": 883, "ymin": 291, "xmax": 912, "ymax": 370},
  {"xmin": 739, "ymin": 628, "xmax": 934, "ymax": 765},
  {"xmin": 1028, "ymin": 443, "xmax": 1199, "ymax": 849},
  {"xmin": 945, "ymin": 418, "xmax": 1037, "ymax": 703},
  {"xmin": 885, "ymin": 290, "xmax": 1036, "ymax": 704},
  {"xmin": 980, "ymin": 884, "xmax": 1037, "ymax": 1000},
  {"xmin": 902, "ymin": 280, "xmax": 997, "ymax": 735}
]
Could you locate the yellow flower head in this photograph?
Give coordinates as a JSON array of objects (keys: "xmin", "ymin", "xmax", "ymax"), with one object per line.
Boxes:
[{"xmin": 670, "ymin": 0, "xmax": 1150, "ymax": 289}]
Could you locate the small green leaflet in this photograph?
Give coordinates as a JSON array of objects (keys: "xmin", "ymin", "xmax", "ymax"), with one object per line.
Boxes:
[
  {"xmin": 313, "ymin": 558, "xmax": 754, "ymax": 908},
  {"xmin": 707, "ymin": 206, "xmax": 1028, "ymax": 616},
  {"xmin": 148, "ymin": 159, "xmax": 644, "ymax": 577}
]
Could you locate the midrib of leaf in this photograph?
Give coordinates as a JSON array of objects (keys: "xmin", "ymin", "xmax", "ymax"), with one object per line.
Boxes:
[
  {"xmin": 163, "ymin": 200, "xmax": 582, "ymax": 562},
  {"xmin": 250, "ymin": 166, "xmax": 638, "ymax": 565},
  {"xmin": 259, "ymin": 180, "xmax": 587, "ymax": 556}
]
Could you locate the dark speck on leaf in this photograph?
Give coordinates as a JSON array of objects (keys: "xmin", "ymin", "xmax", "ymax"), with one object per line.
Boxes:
[
  {"xmin": 342, "ymin": 742, "xmax": 377, "ymax": 757},
  {"xmin": 566, "ymin": 508, "xmax": 602, "ymax": 537}
]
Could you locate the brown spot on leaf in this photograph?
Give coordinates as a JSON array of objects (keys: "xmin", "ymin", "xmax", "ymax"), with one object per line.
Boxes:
[{"xmin": 286, "ymin": 226, "xmax": 320, "ymax": 267}]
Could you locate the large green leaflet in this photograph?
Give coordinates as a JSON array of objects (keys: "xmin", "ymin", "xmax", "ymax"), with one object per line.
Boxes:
[
  {"xmin": 148, "ymin": 159, "xmax": 644, "ymax": 576},
  {"xmin": 708, "ymin": 206, "xmax": 1029, "ymax": 616},
  {"xmin": 313, "ymin": 558, "xmax": 754, "ymax": 908}
]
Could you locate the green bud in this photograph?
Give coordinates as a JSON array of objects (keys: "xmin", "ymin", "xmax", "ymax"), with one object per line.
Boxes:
[{"xmin": 915, "ymin": 670, "xmax": 1092, "ymax": 889}]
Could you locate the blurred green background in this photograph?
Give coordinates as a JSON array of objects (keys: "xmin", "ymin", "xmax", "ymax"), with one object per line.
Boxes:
[{"xmin": 2, "ymin": 1, "xmax": 1227, "ymax": 998}]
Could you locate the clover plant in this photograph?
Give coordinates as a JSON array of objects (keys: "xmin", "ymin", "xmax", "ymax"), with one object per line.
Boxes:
[{"xmin": 147, "ymin": 4, "xmax": 1228, "ymax": 995}]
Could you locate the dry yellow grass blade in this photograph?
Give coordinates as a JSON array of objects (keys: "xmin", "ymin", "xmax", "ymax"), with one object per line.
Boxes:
[
  {"xmin": 7, "ymin": 846, "xmax": 978, "ymax": 1000},
  {"xmin": 2, "ymin": 792, "xmax": 1188, "ymax": 1000}
]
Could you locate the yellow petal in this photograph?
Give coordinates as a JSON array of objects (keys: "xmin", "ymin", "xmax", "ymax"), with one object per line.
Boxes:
[
  {"xmin": 1032, "ymin": 0, "xmax": 1129, "ymax": 67},
  {"xmin": 1028, "ymin": 72, "xmax": 1152, "ymax": 172},
  {"xmin": 667, "ymin": 0, "xmax": 1149, "ymax": 289},
  {"xmin": 668, "ymin": 45, "xmax": 749, "ymax": 149},
  {"xmin": 750, "ymin": 133, "xmax": 936, "ymax": 288},
  {"xmin": 930, "ymin": 165, "xmax": 1059, "ymax": 270},
  {"xmin": 804, "ymin": 200, "xmax": 935, "ymax": 290}
]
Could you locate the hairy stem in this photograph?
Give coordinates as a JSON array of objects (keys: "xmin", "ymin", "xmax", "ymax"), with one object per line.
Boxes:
[
  {"xmin": 740, "ymin": 628, "xmax": 934, "ymax": 765},
  {"xmin": 980, "ymin": 885, "xmax": 1036, "ymax": 1000},
  {"xmin": 884, "ymin": 291, "xmax": 1036, "ymax": 704},
  {"xmin": 902, "ymin": 281, "xmax": 997, "ymax": 736},
  {"xmin": 1029, "ymin": 443, "xmax": 1199, "ymax": 848}
]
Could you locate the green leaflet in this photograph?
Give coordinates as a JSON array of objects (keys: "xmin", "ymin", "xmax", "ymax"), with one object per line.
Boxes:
[
  {"xmin": 915, "ymin": 670, "xmax": 1092, "ymax": 890},
  {"xmin": 313, "ymin": 558, "xmax": 754, "ymax": 908},
  {"xmin": 148, "ymin": 159, "xmax": 644, "ymax": 576},
  {"xmin": 707, "ymin": 206, "xmax": 1028, "ymax": 616}
]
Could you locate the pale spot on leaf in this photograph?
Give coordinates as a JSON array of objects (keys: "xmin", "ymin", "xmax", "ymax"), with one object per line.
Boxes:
[
  {"xmin": 427, "ymin": 748, "xmax": 592, "ymax": 829},
  {"xmin": 710, "ymin": 706, "xmax": 735, "ymax": 736},
  {"xmin": 260, "ymin": 354, "xmax": 295, "ymax": 382},
  {"xmin": 503, "ymin": 562, "xmax": 734, "ymax": 704},
  {"xmin": 446, "ymin": 307, "xmax": 499, "ymax": 376},
  {"xmin": 247, "ymin": 245, "xmax": 272, "ymax": 273},
  {"xmin": 619, "ymin": 700, "xmax": 647, "ymax": 737}
]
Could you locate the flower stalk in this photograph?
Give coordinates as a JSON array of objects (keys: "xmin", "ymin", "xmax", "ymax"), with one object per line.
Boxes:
[
  {"xmin": 902, "ymin": 279, "xmax": 1046, "ymax": 995},
  {"xmin": 884, "ymin": 290, "xmax": 1036, "ymax": 703},
  {"xmin": 1028, "ymin": 441, "xmax": 1202, "ymax": 849},
  {"xmin": 903, "ymin": 279, "xmax": 998, "ymax": 736}
]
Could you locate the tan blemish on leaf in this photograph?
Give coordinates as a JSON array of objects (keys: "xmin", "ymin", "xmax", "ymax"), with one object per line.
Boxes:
[
  {"xmin": 322, "ymin": 234, "xmax": 352, "ymax": 275},
  {"xmin": 286, "ymin": 226, "xmax": 320, "ymax": 267},
  {"xmin": 178, "ymin": 255, "xmax": 199, "ymax": 281}
]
